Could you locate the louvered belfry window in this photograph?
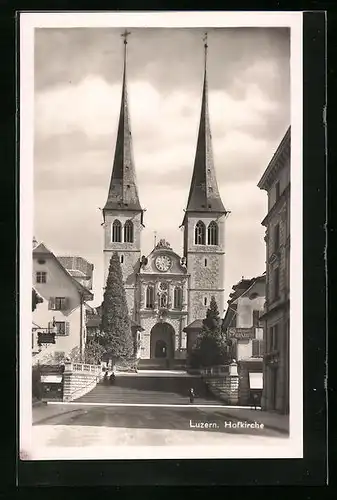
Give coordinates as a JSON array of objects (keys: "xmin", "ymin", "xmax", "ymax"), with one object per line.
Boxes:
[
  {"xmin": 207, "ymin": 221, "xmax": 218, "ymax": 245},
  {"xmin": 112, "ymin": 220, "xmax": 122, "ymax": 242},
  {"xmin": 124, "ymin": 220, "xmax": 134, "ymax": 243},
  {"xmin": 195, "ymin": 221, "xmax": 206, "ymax": 245}
]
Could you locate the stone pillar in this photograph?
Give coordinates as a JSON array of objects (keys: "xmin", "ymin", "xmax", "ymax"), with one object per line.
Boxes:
[
  {"xmin": 154, "ymin": 281, "xmax": 159, "ymax": 309},
  {"xmin": 168, "ymin": 281, "xmax": 172, "ymax": 309},
  {"xmin": 182, "ymin": 281, "xmax": 188, "ymax": 312},
  {"xmin": 140, "ymin": 282, "xmax": 145, "ymax": 310},
  {"xmin": 228, "ymin": 361, "xmax": 239, "ymax": 405}
]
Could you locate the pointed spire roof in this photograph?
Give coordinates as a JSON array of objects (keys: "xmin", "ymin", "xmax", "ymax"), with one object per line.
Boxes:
[
  {"xmin": 184, "ymin": 34, "xmax": 226, "ymax": 218},
  {"xmin": 104, "ymin": 30, "xmax": 142, "ymax": 213}
]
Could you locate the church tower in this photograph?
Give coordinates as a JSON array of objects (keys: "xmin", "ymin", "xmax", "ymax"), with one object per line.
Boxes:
[
  {"xmin": 183, "ymin": 34, "xmax": 227, "ymax": 323},
  {"xmin": 103, "ymin": 31, "xmax": 144, "ymax": 320}
]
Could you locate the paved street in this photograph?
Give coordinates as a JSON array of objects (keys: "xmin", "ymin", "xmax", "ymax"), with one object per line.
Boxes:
[
  {"xmin": 33, "ymin": 403, "xmax": 282, "ymax": 444},
  {"xmin": 31, "ymin": 372, "xmax": 288, "ymax": 451}
]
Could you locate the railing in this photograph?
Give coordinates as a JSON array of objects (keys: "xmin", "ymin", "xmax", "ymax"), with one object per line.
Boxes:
[
  {"xmin": 65, "ymin": 362, "xmax": 101, "ymax": 374},
  {"xmin": 202, "ymin": 365, "xmax": 229, "ymax": 377}
]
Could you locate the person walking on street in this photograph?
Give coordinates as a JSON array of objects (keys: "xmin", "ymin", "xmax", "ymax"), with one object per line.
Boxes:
[
  {"xmin": 109, "ymin": 372, "xmax": 116, "ymax": 385},
  {"xmin": 189, "ymin": 387, "xmax": 195, "ymax": 404}
]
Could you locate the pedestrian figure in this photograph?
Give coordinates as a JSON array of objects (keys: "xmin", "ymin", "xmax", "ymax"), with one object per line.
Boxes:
[
  {"xmin": 253, "ymin": 393, "xmax": 259, "ymax": 410},
  {"xmin": 103, "ymin": 370, "xmax": 109, "ymax": 385},
  {"xmin": 189, "ymin": 387, "xmax": 195, "ymax": 404},
  {"xmin": 109, "ymin": 372, "xmax": 116, "ymax": 385}
]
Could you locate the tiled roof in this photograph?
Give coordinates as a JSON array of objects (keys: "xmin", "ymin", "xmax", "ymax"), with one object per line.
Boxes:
[
  {"xmin": 183, "ymin": 319, "xmax": 203, "ymax": 332},
  {"xmin": 33, "ymin": 243, "xmax": 93, "ymax": 301}
]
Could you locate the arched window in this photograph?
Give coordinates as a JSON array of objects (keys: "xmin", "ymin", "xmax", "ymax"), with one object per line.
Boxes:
[
  {"xmin": 160, "ymin": 293, "xmax": 167, "ymax": 308},
  {"xmin": 174, "ymin": 287, "xmax": 183, "ymax": 309},
  {"xmin": 195, "ymin": 221, "xmax": 206, "ymax": 245},
  {"xmin": 112, "ymin": 220, "xmax": 122, "ymax": 242},
  {"xmin": 124, "ymin": 220, "xmax": 134, "ymax": 243},
  {"xmin": 207, "ymin": 221, "xmax": 218, "ymax": 245},
  {"xmin": 146, "ymin": 286, "xmax": 154, "ymax": 309}
]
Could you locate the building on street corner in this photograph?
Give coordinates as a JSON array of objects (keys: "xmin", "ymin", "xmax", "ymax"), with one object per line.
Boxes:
[
  {"xmin": 258, "ymin": 126, "xmax": 290, "ymax": 415},
  {"xmin": 32, "ymin": 240, "xmax": 94, "ymax": 364},
  {"xmin": 222, "ymin": 274, "xmax": 265, "ymax": 405}
]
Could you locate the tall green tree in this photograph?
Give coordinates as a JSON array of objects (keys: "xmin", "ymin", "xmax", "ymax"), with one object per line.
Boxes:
[
  {"xmin": 190, "ymin": 296, "xmax": 228, "ymax": 367},
  {"xmin": 100, "ymin": 252, "xmax": 134, "ymax": 360}
]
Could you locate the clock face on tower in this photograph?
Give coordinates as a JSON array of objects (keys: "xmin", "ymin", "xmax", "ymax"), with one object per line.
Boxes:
[{"xmin": 155, "ymin": 255, "xmax": 172, "ymax": 272}]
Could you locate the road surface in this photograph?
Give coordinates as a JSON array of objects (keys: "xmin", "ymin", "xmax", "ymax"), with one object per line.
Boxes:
[{"xmin": 29, "ymin": 373, "xmax": 287, "ymax": 453}]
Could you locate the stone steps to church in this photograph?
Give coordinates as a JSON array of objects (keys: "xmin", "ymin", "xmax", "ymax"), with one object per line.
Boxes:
[{"xmin": 75, "ymin": 376, "xmax": 219, "ymax": 405}]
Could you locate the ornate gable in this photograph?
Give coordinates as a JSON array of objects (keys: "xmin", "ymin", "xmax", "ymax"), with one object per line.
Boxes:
[{"xmin": 139, "ymin": 239, "xmax": 187, "ymax": 276}]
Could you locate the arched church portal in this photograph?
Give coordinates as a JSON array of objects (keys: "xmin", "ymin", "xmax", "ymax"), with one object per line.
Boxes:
[{"xmin": 150, "ymin": 322, "xmax": 175, "ymax": 359}]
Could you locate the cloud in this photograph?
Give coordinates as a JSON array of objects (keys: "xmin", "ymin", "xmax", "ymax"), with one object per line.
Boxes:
[{"xmin": 33, "ymin": 27, "xmax": 290, "ymax": 305}]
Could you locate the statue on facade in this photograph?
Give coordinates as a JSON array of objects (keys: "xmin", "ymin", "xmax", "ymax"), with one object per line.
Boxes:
[{"xmin": 155, "ymin": 238, "xmax": 171, "ymax": 250}]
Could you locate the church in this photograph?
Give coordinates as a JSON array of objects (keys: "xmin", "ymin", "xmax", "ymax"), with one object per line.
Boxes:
[{"xmin": 102, "ymin": 32, "xmax": 228, "ymax": 367}]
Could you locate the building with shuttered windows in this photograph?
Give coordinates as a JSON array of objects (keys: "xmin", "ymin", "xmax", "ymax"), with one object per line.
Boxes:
[
  {"xmin": 258, "ymin": 127, "xmax": 290, "ymax": 415},
  {"xmin": 32, "ymin": 241, "xmax": 93, "ymax": 363},
  {"xmin": 222, "ymin": 274, "xmax": 266, "ymax": 405}
]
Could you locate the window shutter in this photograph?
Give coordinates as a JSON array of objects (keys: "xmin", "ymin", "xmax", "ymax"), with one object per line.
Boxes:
[
  {"xmin": 252, "ymin": 339, "xmax": 259, "ymax": 357},
  {"xmin": 260, "ymin": 340, "xmax": 265, "ymax": 356},
  {"xmin": 65, "ymin": 322, "xmax": 70, "ymax": 336},
  {"xmin": 48, "ymin": 297, "xmax": 55, "ymax": 310},
  {"xmin": 48, "ymin": 321, "xmax": 53, "ymax": 331},
  {"xmin": 252, "ymin": 310, "xmax": 260, "ymax": 327}
]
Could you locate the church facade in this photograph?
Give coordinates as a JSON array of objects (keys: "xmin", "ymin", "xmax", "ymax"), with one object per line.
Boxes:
[{"xmin": 102, "ymin": 34, "xmax": 227, "ymax": 363}]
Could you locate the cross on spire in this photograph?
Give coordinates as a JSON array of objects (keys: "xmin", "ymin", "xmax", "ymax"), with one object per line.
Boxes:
[
  {"xmin": 121, "ymin": 29, "xmax": 131, "ymax": 45},
  {"xmin": 203, "ymin": 32, "xmax": 208, "ymax": 71}
]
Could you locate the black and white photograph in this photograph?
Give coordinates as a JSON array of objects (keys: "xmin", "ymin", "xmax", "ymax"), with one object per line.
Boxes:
[{"xmin": 20, "ymin": 11, "xmax": 303, "ymax": 460}]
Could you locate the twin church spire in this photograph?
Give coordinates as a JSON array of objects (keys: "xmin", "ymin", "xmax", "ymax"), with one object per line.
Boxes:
[
  {"xmin": 184, "ymin": 33, "xmax": 226, "ymax": 216},
  {"xmin": 104, "ymin": 31, "xmax": 226, "ymax": 218},
  {"xmin": 104, "ymin": 30, "xmax": 142, "ymax": 214}
]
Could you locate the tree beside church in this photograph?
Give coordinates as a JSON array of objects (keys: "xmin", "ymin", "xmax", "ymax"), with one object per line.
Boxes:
[
  {"xmin": 190, "ymin": 296, "xmax": 229, "ymax": 368},
  {"xmin": 100, "ymin": 252, "xmax": 134, "ymax": 361}
]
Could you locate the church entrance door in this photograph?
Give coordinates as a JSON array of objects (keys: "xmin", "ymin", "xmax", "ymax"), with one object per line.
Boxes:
[
  {"xmin": 150, "ymin": 322, "xmax": 175, "ymax": 360},
  {"xmin": 155, "ymin": 340, "xmax": 167, "ymax": 358}
]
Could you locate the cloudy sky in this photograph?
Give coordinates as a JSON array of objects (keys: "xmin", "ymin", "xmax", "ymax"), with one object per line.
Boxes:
[{"xmin": 34, "ymin": 27, "xmax": 290, "ymax": 309}]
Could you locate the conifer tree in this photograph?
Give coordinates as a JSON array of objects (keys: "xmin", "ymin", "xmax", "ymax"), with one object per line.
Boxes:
[
  {"xmin": 100, "ymin": 252, "xmax": 134, "ymax": 360},
  {"xmin": 190, "ymin": 296, "xmax": 228, "ymax": 367},
  {"xmin": 32, "ymin": 288, "xmax": 43, "ymax": 311}
]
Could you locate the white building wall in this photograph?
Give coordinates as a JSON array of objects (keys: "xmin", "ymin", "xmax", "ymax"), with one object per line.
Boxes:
[{"xmin": 33, "ymin": 255, "xmax": 87, "ymax": 361}]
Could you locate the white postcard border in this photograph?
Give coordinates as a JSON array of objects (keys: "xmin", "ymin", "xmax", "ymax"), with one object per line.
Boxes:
[{"xmin": 20, "ymin": 11, "xmax": 303, "ymax": 461}]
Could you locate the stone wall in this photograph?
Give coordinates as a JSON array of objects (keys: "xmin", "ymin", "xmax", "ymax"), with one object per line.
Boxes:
[
  {"xmin": 62, "ymin": 363, "xmax": 101, "ymax": 402},
  {"xmin": 207, "ymin": 375, "xmax": 239, "ymax": 405}
]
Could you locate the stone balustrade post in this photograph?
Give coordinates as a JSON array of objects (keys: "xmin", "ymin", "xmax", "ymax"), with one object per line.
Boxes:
[{"xmin": 228, "ymin": 361, "xmax": 239, "ymax": 404}]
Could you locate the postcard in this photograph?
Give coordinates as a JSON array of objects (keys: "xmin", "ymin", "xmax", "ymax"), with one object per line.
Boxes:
[{"xmin": 20, "ymin": 11, "xmax": 303, "ymax": 461}]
